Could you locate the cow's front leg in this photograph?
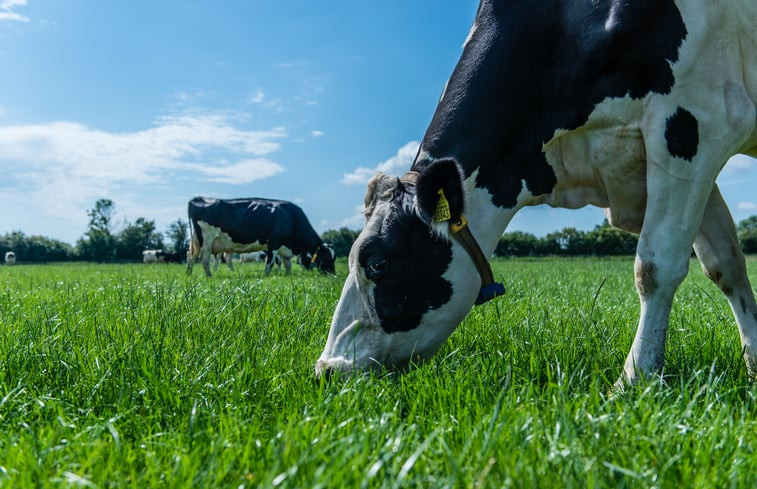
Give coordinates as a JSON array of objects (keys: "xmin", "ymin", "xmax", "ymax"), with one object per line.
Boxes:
[
  {"xmin": 201, "ymin": 244, "xmax": 214, "ymax": 277},
  {"xmin": 694, "ymin": 186, "xmax": 757, "ymax": 378},
  {"xmin": 619, "ymin": 174, "xmax": 716, "ymax": 387}
]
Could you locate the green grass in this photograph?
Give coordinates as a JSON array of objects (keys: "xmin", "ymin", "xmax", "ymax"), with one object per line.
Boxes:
[{"xmin": 0, "ymin": 258, "xmax": 755, "ymax": 488}]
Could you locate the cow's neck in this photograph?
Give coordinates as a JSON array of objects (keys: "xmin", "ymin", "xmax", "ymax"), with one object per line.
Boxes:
[
  {"xmin": 461, "ymin": 169, "xmax": 530, "ymax": 258},
  {"xmin": 412, "ymin": 155, "xmax": 530, "ymax": 260}
]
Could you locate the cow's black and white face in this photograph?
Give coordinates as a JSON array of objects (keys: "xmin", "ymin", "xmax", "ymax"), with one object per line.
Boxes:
[
  {"xmin": 316, "ymin": 159, "xmax": 482, "ymax": 378},
  {"xmin": 313, "ymin": 244, "xmax": 336, "ymax": 274}
]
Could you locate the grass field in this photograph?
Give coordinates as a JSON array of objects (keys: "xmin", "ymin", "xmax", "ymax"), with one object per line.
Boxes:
[{"xmin": 0, "ymin": 257, "xmax": 756, "ymax": 488}]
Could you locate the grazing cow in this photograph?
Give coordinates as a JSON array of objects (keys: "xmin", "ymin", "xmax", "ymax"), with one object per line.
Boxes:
[
  {"xmin": 240, "ymin": 250, "xmax": 284, "ymax": 270},
  {"xmin": 239, "ymin": 251, "xmax": 267, "ymax": 263},
  {"xmin": 187, "ymin": 197, "xmax": 335, "ymax": 277},
  {"xmin": 142, "ymin": 249, "xmax": 164, "ymax": 264},
  {"xmin": 162, "ymin": 251, "xmax": 183, "ymax": 263},
  {"xmin": 4, "ymin": 251, "xmax": 15, "ymax": 265},
  {"xmin": 317, "ymin": 0, "xmax": 757, "ymax": 386}
]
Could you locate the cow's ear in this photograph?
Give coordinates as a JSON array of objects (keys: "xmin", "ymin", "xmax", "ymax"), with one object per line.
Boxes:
[
  {"xmin": 416, "ymin": 158, "xmax": 465, "ymax": 225},
  {"xmin": 364, "ymin": 172, "xmax": 400, "ymax": 218}
]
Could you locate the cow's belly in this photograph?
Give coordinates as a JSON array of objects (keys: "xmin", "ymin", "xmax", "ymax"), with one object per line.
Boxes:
[
  {"xmin": 197, "ymin": 221, "xmax": 268, "ymax": 254},
  {"xmin": 198, "ymin": 221, "xmax": 296, "ymax": 257},
  {"xmin": 541, "ymin": 101, "xmax": 648, "ymax": 233}
]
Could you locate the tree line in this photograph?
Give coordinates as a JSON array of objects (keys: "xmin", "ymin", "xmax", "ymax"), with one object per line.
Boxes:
[
  {"xmin": 307, "ymin": 216, "xmax": 757, "ymax": 259},
  {"xmin": 5, "ymin": 199, "xmax": 757, "ymax": 263},
  {"xmin": 1, "ymin": 199, "xmax": 189, "ymax": 263}
]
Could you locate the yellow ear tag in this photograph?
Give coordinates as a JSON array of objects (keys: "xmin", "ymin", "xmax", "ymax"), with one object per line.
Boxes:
[{"xmin": 434, "ymin": 188, "xmax": 451, "ymax": 222}]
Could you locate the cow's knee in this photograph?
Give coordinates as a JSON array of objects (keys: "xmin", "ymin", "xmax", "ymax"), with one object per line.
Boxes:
[{"xmin": 634, "ymin": 253, "xmax": 688, "ymax": 300}]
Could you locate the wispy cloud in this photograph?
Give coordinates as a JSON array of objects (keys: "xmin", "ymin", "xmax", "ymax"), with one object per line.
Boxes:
[
  {"xmin": 341, "ymin": 140, "xmax": 420, "ymax": 185},
  {"xmin": 724, "ymin": 154, "xmax": 756, "ymax": 173},
  {"xmin": 738, "ymin": 202, "xmax": 757, "ymax": 211},
  {"xmin": 249, "ymin": 88, "xmax": 281, "ymax": 111},
  {"xmin": 0, "ymin": 0, "xmax": 29, "ymax": 22},
  {"xmin": 311, "ymin": 130, "xmax": 324, "ymax": 138},
  {"xmin": 0, "ymin": 114, "xmax": 286, "ymax": 234}
]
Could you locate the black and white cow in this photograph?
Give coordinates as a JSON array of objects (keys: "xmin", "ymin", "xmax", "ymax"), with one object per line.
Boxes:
[
  {"xmin": 187, "ymin": 196, "xmax": 335, "ymax": 277},
  {"xmin": 4, "ymin": 251, "xmax": 15, "ymax": 265},
  {"xmin": 240, "ymin": 250, "xmax": 283, "ymax": 270},
  {"xmin": 162, "ymin": 251, "xmax": 183, "ymax": 263},
  {"xmin": 142, "ymin": 249, "xmax": 164, "ymax": 264},
  {"xmin": 317, "ymin": 0, "xmax": 757, "ymax": 386}
]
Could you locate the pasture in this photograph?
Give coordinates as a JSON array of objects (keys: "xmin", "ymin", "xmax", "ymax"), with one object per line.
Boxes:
[{"xmin": 0, "ymin": 258, "xmax": 755, "ymax": 488}]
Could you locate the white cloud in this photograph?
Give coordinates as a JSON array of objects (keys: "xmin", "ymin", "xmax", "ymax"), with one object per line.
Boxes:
[
  {"xmin": 250, "ymin": 90, "xmax": 265, "ymax": 104},
  {"xmin": 311, "ymin": 130, "xmax": 324, "ymax": 138},
  {"xmin": 185, "ymin": 158, "xmax": 283, "ymax": 184},
  {"xmin": 0, "ymin": 115, "xmax": 285, "ymax": 181},
  {"xmin": 0, "ymin": 0, "xmax": 29, "ymax": 22},
  {"xmin": 738, "ymin": 202, "xmax": 757, "ymax": 211},
  {"xmin": 724, "ymin": 154, "xmax": 756, "ymax": 173},
  {"xmin": 0, "ymin": 114, "xmax": 287, "ymax": 240},
  {"xmin": 249, "ymin": 89, "xmax": 281, "ymax": 110},
  {"xmin": 341, "ymin": 140, "xmax": 420, "ymax": 185}
]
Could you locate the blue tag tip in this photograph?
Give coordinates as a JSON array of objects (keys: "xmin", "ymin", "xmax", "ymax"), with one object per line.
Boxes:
[{"xmin": 475, "ymin": 282, "xmax": 506, "ymax": 306}]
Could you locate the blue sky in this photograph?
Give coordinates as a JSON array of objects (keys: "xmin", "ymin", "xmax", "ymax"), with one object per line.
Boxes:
[{"xmin": 1, "ymin": 1, "xmax": 755, "ymax": 245}]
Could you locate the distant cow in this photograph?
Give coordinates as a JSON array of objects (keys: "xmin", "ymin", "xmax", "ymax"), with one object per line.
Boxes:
[
  {"xmin": 4, "ymin": 251, "xmax": 15, "ymax": 265},
  {"xmin": 187, "ymin": 197, "xmax": 335, "ymax": 277},
  {"xmin": 240, "ymin": 250, "xmax": 279, "ymax": 266},
  {"xmin": 240, "ymin": 250, "xmax": 284, "ymax": 270},
  {"xmin": 142, "ymin": 249, "xmax": 165, "ymax": 264},
  {"xmin": 162, "ymin": 251, "xmax": 183, "ymax": 263},
  {"xmin": 239, "ymin": 251, "xmax": 267, "ymax": 263}
]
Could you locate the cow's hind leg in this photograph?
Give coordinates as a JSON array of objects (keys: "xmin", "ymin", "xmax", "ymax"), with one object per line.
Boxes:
[
  {"xmin": 693, "ymin": 186, "xmax": 757, "ymax": 377},
  {"xmin": 264, "ymin": 250, "xmax": 275, "ymax": 275}
]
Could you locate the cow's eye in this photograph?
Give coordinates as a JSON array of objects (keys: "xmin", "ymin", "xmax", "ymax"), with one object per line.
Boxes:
[{"xmin": 365, "ymin": 255, "xmax": 388, "ymax": 280}]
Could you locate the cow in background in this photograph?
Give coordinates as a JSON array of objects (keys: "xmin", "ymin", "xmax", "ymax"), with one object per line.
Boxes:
[
  {"xmin": 142, "ymin": 249, "xmax": 165, "ymax": 263},
  {"xmin": 240, "ymin": 250, "xmax": 283, "ymax": 271},
  {"xmin": 239, "ymin": 251, "xmax": 267, "ymax": 263},
  {"xmin": 187, "ymin": 197, "xmax": 335, "ymax": 277},
  {"xmin": 4, "ymin": 251, "xmax": 16, "ymax": 265},
  {"xmin": 162, "ymin": 251, "xmax": 183, "ymax": 263}
]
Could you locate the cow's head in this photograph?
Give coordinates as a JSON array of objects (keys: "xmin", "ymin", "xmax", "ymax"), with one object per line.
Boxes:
[
  {"xmin": 316, "ymin": 159, "xmax": 486, "ymax": 379},
  {"xmin": 312, "ymin": 244, "xmax": 336, "ymax": 274}
]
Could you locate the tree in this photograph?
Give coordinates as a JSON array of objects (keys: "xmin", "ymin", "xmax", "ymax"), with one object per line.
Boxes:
[
  {"xmin": 77, "ymin": 199, "xmax": 117, "ymax": 261},
  {"xmin": 737, "ymin": 215, "xmax": 757, "ymax": 253},
  {"xmin": 495, "ymin": 231, "xmax": 540, "ymax": 257},
  {"xmin": 0, "ymin": 231, "xmax": 74, "ymax": 262},
  {"xmin": 116, "ymin": 217, "xmax": 164, "ymax": 260},
  {"xmin": 87, "ymin": 198, "xmax": 115, "ymax": 233},
  {"xmin": 544, "ymin": 227, "xmax": 589, "ymax": 255},
  {"xmin": 166, "ymin": 219, "xmax": 189, "ymax": 255},
  {"xmin": 320, "ymin": 227, "xmax": 360, "ymax": 258},
  {"xmin": 585, "ymin": 220, "xmax": 638, "ymax": 255}
]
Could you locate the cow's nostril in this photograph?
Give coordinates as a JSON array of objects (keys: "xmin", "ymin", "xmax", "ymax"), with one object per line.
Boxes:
[
  {"xmin": 322, "ymin": 366, "xmax": 336, "ymax": 383},
  {"xmin": 315, "ymin": 362, "xmax": 336, "ymax": 385}
]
